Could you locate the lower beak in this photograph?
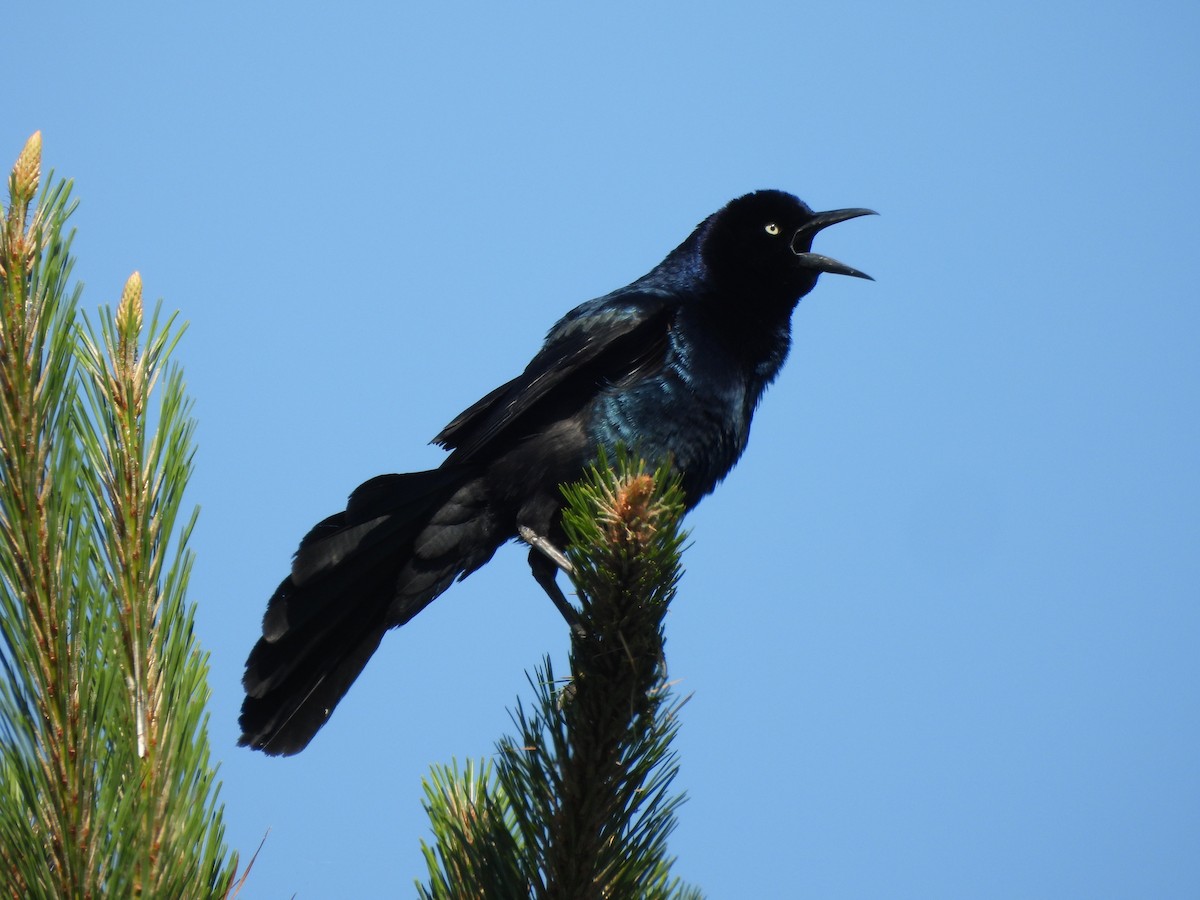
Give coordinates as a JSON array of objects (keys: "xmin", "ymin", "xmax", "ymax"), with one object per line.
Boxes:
[{"xmin": 791, "ymin": 207, "xmax": 877, "ymax": 280}]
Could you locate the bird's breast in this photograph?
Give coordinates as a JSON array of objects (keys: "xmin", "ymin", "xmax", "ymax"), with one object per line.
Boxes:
[{"xmin": 585, "ymin": 351, "xmax": 758, "ymax": 507}]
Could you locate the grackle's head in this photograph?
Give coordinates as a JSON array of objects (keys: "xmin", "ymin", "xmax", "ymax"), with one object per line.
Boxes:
[{"xmin": 702, "ymin": 189, "xmax": 875, "ymax": 300}]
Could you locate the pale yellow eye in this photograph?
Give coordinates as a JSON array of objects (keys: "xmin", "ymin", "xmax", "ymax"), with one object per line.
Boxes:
[{"xmin": 764, "ymin": 223, "xmax": 780, "ymax": 236}]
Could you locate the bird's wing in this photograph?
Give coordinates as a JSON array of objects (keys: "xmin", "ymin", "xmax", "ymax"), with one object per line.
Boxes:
[{"xmin": 433, "ymin": 291, "xmax": 676, "ymax": 462}]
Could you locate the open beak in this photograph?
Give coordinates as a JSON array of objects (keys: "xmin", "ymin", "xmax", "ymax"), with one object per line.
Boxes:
[{"xmin": 791, "ymin": 207, "xmax": 877, "ymax": 280}]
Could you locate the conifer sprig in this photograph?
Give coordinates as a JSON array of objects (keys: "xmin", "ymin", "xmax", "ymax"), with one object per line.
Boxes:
[
  {"xmin": 0, "ymin": 132, "xmax": 240, "ymax": 898},
  {"xmin": 420, "ymin": 450, "xmax": 702, "ymax": 899}
]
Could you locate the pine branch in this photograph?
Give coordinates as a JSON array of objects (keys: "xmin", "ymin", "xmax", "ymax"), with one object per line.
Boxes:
[
  {"xmin": 0, "ymin": 129, "xmax": 96, "ymax": 897},
  {"xmin": 420, "ymin": 450, "xmax": 703, "ymax": 900},
  {"xmin": 75, "ymin": 275, "xmax": 236, "ymax": 897},
  {"xmin": 0, "ymin": 132, "xmax": 241, "ymax": 898}
]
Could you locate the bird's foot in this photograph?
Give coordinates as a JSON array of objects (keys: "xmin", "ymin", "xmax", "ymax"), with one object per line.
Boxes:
[
  {"xmin": 521, "ymin": 527, "xmax": 586, "ymax": 639},
  {"xmin": 518, "ymin": 525, "xmax": 575, "ymax": 576}
]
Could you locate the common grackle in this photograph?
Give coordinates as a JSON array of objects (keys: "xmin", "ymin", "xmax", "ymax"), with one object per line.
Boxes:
[{"xmin": 240, "ymin": 190, "xmax": 874, "ymax": 755}]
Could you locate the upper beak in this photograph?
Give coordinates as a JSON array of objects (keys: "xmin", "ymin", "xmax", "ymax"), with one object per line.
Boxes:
[{"xmin": 791, "ymin": 207, "xmax": 877, "ymax": 280}]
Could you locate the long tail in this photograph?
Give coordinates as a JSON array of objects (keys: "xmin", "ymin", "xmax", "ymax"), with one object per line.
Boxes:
[{"xmin": 239, "ymin": 465, "xmax": 500, "ymax": 756}]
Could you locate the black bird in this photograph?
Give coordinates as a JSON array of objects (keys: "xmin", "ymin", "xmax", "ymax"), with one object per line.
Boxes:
[{"xmin": 240, "ymin": 190, "xmax": 874, "ymax": 755}]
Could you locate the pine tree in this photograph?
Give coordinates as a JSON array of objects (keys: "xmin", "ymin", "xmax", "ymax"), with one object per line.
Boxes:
[
  {"xmin": 419, "ymin": 451, "xmax": 703, "ymax": 899},
  {"xmin": 0, "ymin": 132, "xmax": 241, "ymax": 898}
]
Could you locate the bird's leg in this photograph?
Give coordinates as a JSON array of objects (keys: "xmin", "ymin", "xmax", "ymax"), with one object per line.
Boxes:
[
  {"xmin": 519, "ymin": 525, "xmax": 574, "ymax": 576},
  {"xmin": 520, "ymin": 527, "xmax": 586, "ymax": 638}
]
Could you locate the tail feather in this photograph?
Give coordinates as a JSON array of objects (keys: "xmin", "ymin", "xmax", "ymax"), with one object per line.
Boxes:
[
  {"xmin": 271, "ymin": 514, "xmax": 413, "ymax": 640},
  {"xmin": 239, "ymin": 465, "xmax": 497, "ymax": 756},
  {"xmin": 288, "ymin": 515, "xmax": 391, "ymax": 587},
  {"xmin": 345, "ymin": 469, "xmax": 468, "ymax": 522},
  {"xmin": 240, "ymin": 614, "xmax": 388, "ymax": 756},
  {"xmin": 288, "ymin": 469, "xmax": 468, "ymax": 585},
  {"xmin": 246, "ymin": 549, "xmax": 399, "ymax": 697}
]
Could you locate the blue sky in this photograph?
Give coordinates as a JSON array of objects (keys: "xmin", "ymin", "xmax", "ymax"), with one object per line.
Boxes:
[{"xmin": 6, "ymin": 2, "xmax": 1199, "ymax": 897}]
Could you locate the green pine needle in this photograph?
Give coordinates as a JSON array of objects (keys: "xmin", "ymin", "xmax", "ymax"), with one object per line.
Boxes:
[
  {"xmin": 420, "ymin": 450, "xmax": 702, "ymax": 899},
  {"xmin": 0, "ymin": 133, "xmax": 240, "ymax": 898}
]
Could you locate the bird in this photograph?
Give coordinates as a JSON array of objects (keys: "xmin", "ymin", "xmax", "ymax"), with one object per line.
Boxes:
[{"xmin": 240, "ymin": 189, "xmax": 874, "ymax": 755}]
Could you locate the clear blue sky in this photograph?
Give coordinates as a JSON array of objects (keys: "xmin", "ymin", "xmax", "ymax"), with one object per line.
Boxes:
[{"xmin": 7, "ymin": 2, "xmax": 1199, "ymax": 897}]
